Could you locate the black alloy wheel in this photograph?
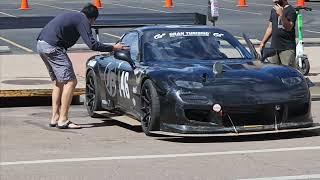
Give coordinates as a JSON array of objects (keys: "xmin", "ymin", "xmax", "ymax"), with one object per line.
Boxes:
[
  {"xmin": 297, "ymin": 57, "xmax": 310, "ymax": 76},
  {"xmin": 85, "ymin": 70, "xmax": 102, "ymax": 118},
  {"xmin": 140, "ymin": 79, "xmax": 160, "ymax": 136}
]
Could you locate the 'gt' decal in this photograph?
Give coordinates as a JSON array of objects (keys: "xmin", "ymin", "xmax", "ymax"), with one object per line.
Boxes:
[
  {"xmin": 119, "ymin": 71, "xmax": 130, "ymax": 99},
  {"xmin": 154, "ymin": 33, "xmax": 166, "ymax": 39}
]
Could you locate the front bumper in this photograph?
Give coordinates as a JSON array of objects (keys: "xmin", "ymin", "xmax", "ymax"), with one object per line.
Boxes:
[
  {"xmin": 152, "ymin": 123, "xmax": 320, "ymax": 137},
  {"xmin": 158, "ymin": 89, "xmax": 314, "ymax": 136}
]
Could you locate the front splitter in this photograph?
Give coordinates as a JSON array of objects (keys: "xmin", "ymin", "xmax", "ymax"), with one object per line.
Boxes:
[{"xmin": 150, "ymin": 125, "xmax": 320, "ymax": 137}]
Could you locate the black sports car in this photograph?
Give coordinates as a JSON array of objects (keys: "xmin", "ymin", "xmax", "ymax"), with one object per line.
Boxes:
[{"xmin": 85, "ymin": 25, "xmax": 319, "ymax": 136}]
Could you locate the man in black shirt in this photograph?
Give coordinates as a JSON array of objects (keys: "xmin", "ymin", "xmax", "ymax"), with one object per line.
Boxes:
[
  {"xmin": 259, "ymin": 0, "xmax": 297, "ymax": 67},
  {"xmin": 37, "ymin": 3, "xmax": 128, "ymax": 129}
]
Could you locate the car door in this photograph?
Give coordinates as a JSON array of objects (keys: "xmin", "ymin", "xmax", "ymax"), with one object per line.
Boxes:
[
  {"xmin": 243, "ymin": 33, "xmax": 261, "ymax": 60},
  {"xmin": 115, "ymin": 31, "xmax": 140, "ymax": 112},
  {"xmin": 100, "ymin": 54, "xmax": 120, "ymax": 109}
]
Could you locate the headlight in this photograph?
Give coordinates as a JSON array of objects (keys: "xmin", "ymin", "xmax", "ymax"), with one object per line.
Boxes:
[
  {"xmin": 175, "ymin": 80, "xmax": 203, "ymax": 89},
  {"xmin": 281, "ymin": 77, "xmax": 303, "ymax": 87}
]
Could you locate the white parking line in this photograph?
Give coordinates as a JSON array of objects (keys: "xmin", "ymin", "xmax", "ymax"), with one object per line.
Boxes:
[
  {"xmin": 110, "ymin": 3, "xmax": 170, "ymax": 13},
  {"xmin": 305, "ymin": 29, "xmax": 320, "ymax": 34},
  {"xmin": 220, "ymin": 0, "xmax": 272, "ymax": 7},
  {"xmin": 1, "ymin": 146, "xmax": 320, "ymax": 166},
  {"xmin": 0, "ymin": 36, "xmax": 33, "ymax": 52},
  {"xmin": 175, "ymin": 2, "xmax": 262, "ymax": 15},
  {"xmin": 0, "ymin": 11, "xmax": 16, "ymax": 17},
  {"xmin": 103, "ymin": 33, "xmax": 121, "ymax": 39},
  {"xmin": 32, "ymin": 2, "xmax": 79, "ymax": 12},
  {"xmin": 238, "ymin": 174, "xmax": 320, "ymax": 180}
]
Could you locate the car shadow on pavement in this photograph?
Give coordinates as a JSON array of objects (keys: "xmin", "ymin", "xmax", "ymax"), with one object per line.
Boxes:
[
  {"xmin": 78, "ymin": 110, "xmax": 143, "ymax": 132},
  {"xmin": 158, "ymin": 130, "xmax": 320, "ymax": 143},
  {"xmin": 79, "ymin": 119, "xmax": 143, "ymax": 133}
]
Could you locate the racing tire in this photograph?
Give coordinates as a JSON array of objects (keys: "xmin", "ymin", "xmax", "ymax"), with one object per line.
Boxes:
[
  {"xmin": 85, "ymin": 70, "xmax": 102, "ymax": 118},
  {"xmin": 140, "ymin": 79, "xmax": 160, "ymax": 136},
  {"xmin": 296, "ymin": 56, "xmax": 310, "ymax": 76}
]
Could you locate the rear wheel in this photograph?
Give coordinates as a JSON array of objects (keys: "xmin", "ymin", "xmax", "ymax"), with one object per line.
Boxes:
[
  {"xmin": 140, "ymin": 79, "xmax": 160, "ymax": 136},
  {"xmin": 85, "ymin": 70, "xmax": 102, "ymax": 118},
  {"xmin": 296, "ymin": 56, "xmax": 310, "ymax": 75}
]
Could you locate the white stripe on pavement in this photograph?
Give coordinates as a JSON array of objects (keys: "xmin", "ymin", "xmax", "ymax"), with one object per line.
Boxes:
[
  {"xmin": 103, "ymin": 33, "xmax": 121, "ymax": 39},
  {"xmin": 238, "ymin": 174, "xmax": 320, "ymax": 180},
  {"xmin": 1, "ymin": 146, "xmax": 320, "ymax": 166},
  {"xmin": 305, "ymin": 30, "xmax": 320, "ymax": 34},
  {"xmin": 175, "ymin": 2, "xmax": 262, "ymax": 15},
  {"xmin": 0, "ymin": 36, "xmax": 33, "ymax": 52},
  {"xmin": 33, "ymin": 2, "xmax": 79, "ymax": 12},
  {"xmin": 0, "ymin": 11, "xmax": 16, "ymax": 17},
  {"xmin": 110, "ymin": 3, "xmax": 170, "ymax": 13}
]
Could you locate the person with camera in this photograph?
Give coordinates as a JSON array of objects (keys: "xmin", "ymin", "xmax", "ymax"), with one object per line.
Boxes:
[{"xmin": 259, "ymin": 0, "xmax": 297, "ymax": 67}]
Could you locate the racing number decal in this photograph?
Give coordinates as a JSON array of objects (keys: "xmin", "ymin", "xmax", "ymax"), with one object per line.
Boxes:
[
  {"xmin": 119, "ymin": 71, "xmax": 130, "ymax": 99},
  {"xmin": 105, "ymin": 64, "xmax": 117, "ymax": 97},
  {"xmin": 104, "ymin": 63, "xmax": 130, "ymax": 99}
]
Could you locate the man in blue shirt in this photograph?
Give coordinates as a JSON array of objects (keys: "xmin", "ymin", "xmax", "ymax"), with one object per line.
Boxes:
[{"xmin": 37, "ymin": 3, "xmax": 128, "ymax": 129}]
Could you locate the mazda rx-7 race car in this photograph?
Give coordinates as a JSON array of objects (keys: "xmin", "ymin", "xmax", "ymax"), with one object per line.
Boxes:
[{"xmin": 85, "ymin": 25, "xmax": 320, "ymax": 136}]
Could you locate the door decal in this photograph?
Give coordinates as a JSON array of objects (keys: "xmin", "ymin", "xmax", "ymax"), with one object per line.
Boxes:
[
  {"xmin": 119, "ymin": 71, "xmax": 130, "ymax": 99},
  {"xmin": 104, "ymin": 63, "xmax": 117, "ymax": 97}
]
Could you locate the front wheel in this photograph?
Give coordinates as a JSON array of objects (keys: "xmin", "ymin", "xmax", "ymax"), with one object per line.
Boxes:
[
  {"xmin": 140, "ymin": 79, "xmax": 160, "ymax": 136},
  {"xmin": 296, "ymin": 56, "xmax": 310, "ymax": 76},
  {"xmin": 85, "ymin": 70, "xmax": 102, "ymax": 118}
]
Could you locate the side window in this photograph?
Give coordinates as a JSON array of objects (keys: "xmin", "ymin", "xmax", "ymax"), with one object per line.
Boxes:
[
  {"xmin": 121, "ymin": 32, "xmax": 139, "ymax": 62},
  {"xmin": 217, "ymin": 39, "xmax": 243, "ymax": 59}
]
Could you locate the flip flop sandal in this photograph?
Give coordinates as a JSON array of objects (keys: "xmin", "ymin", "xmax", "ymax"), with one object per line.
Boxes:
[
  {"xmin": 49, "ymin": 123, "xmax": 57, "ymax": 127},
  {"xmin": 57, "ymin": 121, "xmax": 81, "ymax": 129}
]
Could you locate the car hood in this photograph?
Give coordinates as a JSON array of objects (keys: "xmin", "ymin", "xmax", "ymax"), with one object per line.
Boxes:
[{"xmin": 145, "ymin": 60, "xmax": 309, "ymax": 104}]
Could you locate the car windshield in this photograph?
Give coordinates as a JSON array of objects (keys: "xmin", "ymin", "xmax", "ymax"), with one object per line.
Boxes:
[{"xmin": 142, "ymin": 29, "xmax": 251, "ymax": 62}]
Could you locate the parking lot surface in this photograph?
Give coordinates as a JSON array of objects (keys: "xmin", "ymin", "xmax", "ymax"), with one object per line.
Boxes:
[{"xmin": 1, "ymin": 101, "xmax": 320, "ymax": 179}]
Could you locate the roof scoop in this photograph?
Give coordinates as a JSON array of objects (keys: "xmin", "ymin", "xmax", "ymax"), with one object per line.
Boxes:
[{"xmin": 213, "ymin": 62, "xmax": 223, "ymax": 75}]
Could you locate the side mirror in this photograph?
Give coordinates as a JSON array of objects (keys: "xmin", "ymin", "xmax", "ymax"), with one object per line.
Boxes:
[{"xmin": 114, "ymin": 50, "xmax": 135, "ymax": 68}]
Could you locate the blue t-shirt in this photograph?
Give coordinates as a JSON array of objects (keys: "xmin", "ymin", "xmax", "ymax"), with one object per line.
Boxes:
[{"xmin": 37, "ymin": 12, "xmax": 113, "ymax": 52}]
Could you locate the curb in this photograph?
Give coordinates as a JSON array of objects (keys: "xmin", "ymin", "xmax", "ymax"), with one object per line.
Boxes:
[
  {"xmin": 303, "ymin": 38, "xmax": 320, "ymax": 45},
  {"xmin": 312, "ymin": 94, "xmax": 320, "ymax": 101},
  {"xmin": 0, "ymin": 88, "xmax": 84, "ymax": 97},
  {"xmin": 0, "ymin": 46, "xmax": 10, "ymax": 53},
  {"xmin": 239, "ymin": 38, "xmax": 320, "ymax": 46}
]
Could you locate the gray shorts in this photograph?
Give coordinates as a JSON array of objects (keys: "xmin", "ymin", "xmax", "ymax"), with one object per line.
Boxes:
[
  {"xmin": 37, "ymin": 40, "xmax": 76, "ymax": 82},
  {"xmin": 269, "ymin": 49, "xmax": 296, "ymax": 68}
]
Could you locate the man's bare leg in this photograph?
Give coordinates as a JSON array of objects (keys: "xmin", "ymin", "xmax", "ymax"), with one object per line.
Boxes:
[
  {"xmin": 57, "ymin": 79, "xmax": 80, "ymax": 128},
  {"xmin": 51, "ymin": 81, "xmax": 63, "ymax": 125}
]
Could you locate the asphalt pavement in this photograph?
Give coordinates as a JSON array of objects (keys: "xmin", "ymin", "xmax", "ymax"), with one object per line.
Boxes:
[{"xmin": 0, "ymin": 101, "xmax": 320, "ymax": 180}]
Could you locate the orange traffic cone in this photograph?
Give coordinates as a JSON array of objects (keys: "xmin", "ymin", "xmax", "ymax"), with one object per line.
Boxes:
[
  {"xmin": 94, "ymin": 0, "xmax": 103, "ymax": 9},
  {"xmin": 296, "ymin": 0, "xmax": 305, "ymax": 7},
  {"xmin": 20, "ymin": 0, "xmax": 30, "ymax": 10},
  {"xmin": 237, "ymin": 0, "xmax": 248, "ymax": 7},
  {"xmin": 164, "ymin": 0, "xmax": 174, "ymax": 8}
]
